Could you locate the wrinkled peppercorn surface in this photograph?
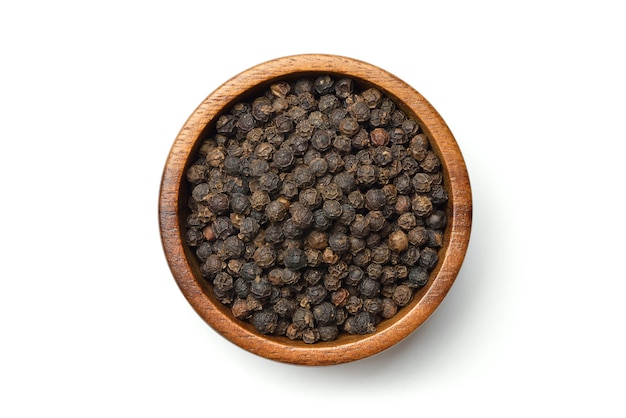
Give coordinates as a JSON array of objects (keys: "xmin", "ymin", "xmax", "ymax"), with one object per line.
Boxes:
[{"xmin": 184, "ymin": 75, "xmax": 448, "ymax": 343}]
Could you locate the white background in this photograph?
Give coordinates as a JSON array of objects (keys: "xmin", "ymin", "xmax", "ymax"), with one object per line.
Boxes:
[{"xmin": 1, "ymin": 1, "xmax": 625, "ymax": 416}]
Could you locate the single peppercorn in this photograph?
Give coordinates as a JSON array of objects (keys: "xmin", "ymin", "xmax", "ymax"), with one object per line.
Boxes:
[
  {"xmin": 392, "ymin": 285, "xmax": 412, "ymax": 307},
  {"xmin": 253, "ymin": 245, "xmax": 276, "ymax": 269},
  {"xmin": 344, "ymin": 311, "xmax": 374, "ymax": 335},
  {"xmin": 312, "ymin": 209, "xmax": 332, "ymax": 231},
  {"xmin": 366, "ymin": 211, "xmax": 386, "ymax": 232},
  {"xmin": 291, "ymin": 307, "xmax": 315, "ymax": 330},
  {"xmin": 322, "ymin": 200, "xmax": 343, "ymax": 220},
  {"xmin": 356, "ymin": 164, "xmax": 377, "ymax": 187},
  {"xmin": 347, "ymin": 190, "xmax": 365, "ymax": 209},
  {"xmin": 266, "ymin": 199, "xmax": 289, "ymax": 222},
  {"xmin": 412, "ymin": 195, "xmax": 434, "ymax": 217},
  {"xmin": 328, "ymin": 232, "xmax": 349, "ymax": 254},
  {"xmin": 312, "ymin": 302, "xmax": 336, "ymax": 326},
  {"xmin": 388, "ymin": 230, "xmax": 409, "ymax": 252},
  {"xmin": 408, "ymin": 267, "xmax": 429, "ymax": 288},
  {"xmin": 314, "ymin": 75, "xmax": 334, "ymax": 94},
  {"xmin": 290, "ymin": 203, "xmax": 314, "ymax": 229},
  {"xmin": 350, "ymin": 215, "xmax": 370, "ymax": 238},
  {"xmin": 365, "ymin": 189, "xmax": 386, "ymax": 211},
  {"xmin": 251, "ymin": 309, "xmax": 278, "ymax": 334},
  {"xmin": 349, "ymin": 101, "xmax": 370, "ymax": 122},
  {"xmin": 358, "ymin": 277, "xmax": 381, "ymax": 299},
  {"xmin": 282, "ymin": 218, "xmax": 303, "ymax": 239},
  {"xmin": 307, "ymin": 230, "xmax": 328, "ymax": 250},
  {"xmin": 283, "ymin": 247, "xmax": 307, "ymax": 271}
]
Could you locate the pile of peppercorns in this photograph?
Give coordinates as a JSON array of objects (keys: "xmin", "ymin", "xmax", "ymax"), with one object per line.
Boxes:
[{"xmin": 184, "ymin": 75, "xmax": 448, "ymax": 343}]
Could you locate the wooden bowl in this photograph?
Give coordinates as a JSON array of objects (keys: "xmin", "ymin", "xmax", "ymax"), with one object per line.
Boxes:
[{"xmin": 159, "ymin": 54, "xmax": 472, "ymax": 366}]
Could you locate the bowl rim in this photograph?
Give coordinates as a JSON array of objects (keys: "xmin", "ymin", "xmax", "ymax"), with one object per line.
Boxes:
[{"xmin": 159, "ymin": 54, "xmax": 472, "ymax": 366}]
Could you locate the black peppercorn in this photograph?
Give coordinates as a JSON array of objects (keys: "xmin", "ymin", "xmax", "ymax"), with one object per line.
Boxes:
[
  {"xmin": 282, "ymin": 218, "xmax": 303, "ymax": 239},
  {"xmin": 212, "ymin": 217, "xmax": 235, "ymax": 240},
  {"xmin": 408, "ymin": 267, "xmax": 429, "ymax": 288},
  {"xmin": 400, "ymin": 246, "xmax": 421, "ymax": 267},
  {"xmin": 364, "ymin": 189, "xmax": 386, "ymax": 211},
  {"xmin": 312, "ymin": 209, "xmax": 332, "ymax": 231},
  {"xmin": 318, "ymin": 94, "xmax": 340, "ymax": 113},
  {"xmin": 333, "ymin": 172, "xmax": 356, "ymax": 195},
  {"xmin": 312, "ymin": 302, "xmax": 336, "ymax": 326},
  {"xmin": 356, "ymin": 164, "xmax": 377, "ymax": 187},
  {"xmin": 283, "ymin": 247, "xmax": 307, "ymax": 271},
  {"xmin": 349, "ymin": 101, "xmax": 370, "ymax": 122},
  {"xmin": 338, "ymin": 204, "xmax": 356, "ymax": 226},
  {"xmin": 318, "ymin": 325, "xmax": 339, "ymax": 342},
  {"xmin": 250, "ymin": 277, "xmax": 273, "ymax": 299},
  {"xmin": 240, "ymin": 262, "xmax": 262, "ymax": 281},
  {"xmin": 347, "ymin": 190, "xmax": 365, "ymax": 209},
  {"xmin": 328, "ymin": 232, "xmax": 349, "ymax": 254},
  {"xmin": 222, "ymin": 235, "xmax": 245, "ymax": 258},
  {"xmin": 412, "ymin": 173, "xmax": 433, "ymax": 193},
  {"xmin": 344, "ymin": 311, "xmax": 374, "ymax": 335},
  {"xmin": 358, "ymin": 277, "xmax": 380, "ymax": 299},
  {"xmin": 322, "ymin": 200, "xmax": 343, "ymax": 220},
  {"xmin": 311, "ymin": 130, "xmax": 333, "ymax": 151},
  {"xmin": 325, "ymin": 152, "xmax": 344, "ymax": 173},
  {"xmin": 366, "ymin": 211, "xmax": 386, "ymax": 232},
  {"xmin": 251, "ymin": 309, "xmax": 278, "ymax": 334},
  {"xmin": 273, "ymin": 147, "xmax": 294, "ymax": 170},
  {"xmin": 302, "ymin": 328, "xmax": 321, "ymax": 344},
  {"xmin": 419, "ymin": 247, "xmax": 439, "ymax": 270}
]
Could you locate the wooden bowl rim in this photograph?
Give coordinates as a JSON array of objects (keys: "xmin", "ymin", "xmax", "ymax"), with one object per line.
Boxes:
[{"xmin": 159, "ymin": 54, "xmax": 472, "ymax": 366}]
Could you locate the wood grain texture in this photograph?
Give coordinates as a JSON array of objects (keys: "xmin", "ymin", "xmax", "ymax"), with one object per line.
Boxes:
[{"xmin": 159, "ymin": 54, "xmax": 472, "ymax": 366}]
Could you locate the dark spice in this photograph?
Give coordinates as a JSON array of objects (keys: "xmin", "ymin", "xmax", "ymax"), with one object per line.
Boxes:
[{"xmin": 184, "ymin": 74, "xmax": 449, "ymax": 343}]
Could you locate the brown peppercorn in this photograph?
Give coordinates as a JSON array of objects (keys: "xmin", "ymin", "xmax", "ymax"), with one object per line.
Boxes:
[
  {"xmin": 381, "ymin": 298, "xmax": 398, "ymax": 319},
  {"xmin": 330, "ymin": 288, "xmax": 350, "ymax": 307},
  {"xmin": 370, "ymin": 127, "xmax": 389, "ymax": 146},
  {"xmin": 420, "ymin": 151, "xmax": 441, "ymax": 173},
  {"xmin": 388, "ymin": 230, "xmax": 409, "ymax": 252},
  {"xmin": 266, "ymin": 199, "xmax": 289, "ymax": 222},
  {"xmin": 322, "ymin": 247, "xmax": 339, "ymax": 264},
  {"xmin": 412, "ymin": 173, "xmax": 433, "ymax": 193},
  {"xmin": 250, "ymin": 190, "xmax": 270, "ymax": 211},
  {"xmin": 412, "ymin": 195, "xmax": 434, "ymax": 217},
  {"xmin": 298, "ymin": 188, "xmax": 321, "ymax": 210},
  {"xmin": 366, "ymin": 211, "xmax": 386, "ymax": 232},
  {"xmin": 371, "ymin": 244, "xmax": 391, "ymax": 264},
  {"xmin": 202, "ymin": 225, "xmax": 216, "ymax": 241},
  {"xmin": 253, "ymin": 245, "xmax": 276, "ymax": 268},
  {"xmin": 350, "ymin": 214, "xmax": 370, "ymax": 238},
  {"xmin": 397, "ymin": 212, "xmax": 418, "ymax": 231},
  {"xmin": 307, "ymin": 230, "xmax": 328, "ymax": 250},
  {"xmin": 232, "ymin": 298, "xmax": 252, "ymax": 319},
  {"xmin": 392, "ymin": 284, "xmax": 413, "ymax": 307},
  {"xmin": 347, "ymin": 190, "xmax": 365, "ymax": 209},
  {"xmin": 290, "ymin": 203, "xmax": 314, "ymax": 229},
  {"xmin": 356, "ymin": 164, "xmax": 377, "ymax": 187}
]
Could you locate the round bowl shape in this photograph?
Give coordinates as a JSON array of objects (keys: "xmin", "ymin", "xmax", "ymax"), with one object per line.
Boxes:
[{"xmin": 159, "ymin": 54, "xmax": 472, "ymax": 366}]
